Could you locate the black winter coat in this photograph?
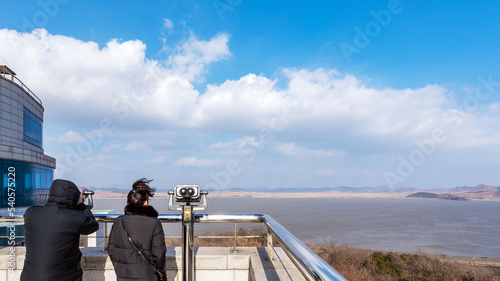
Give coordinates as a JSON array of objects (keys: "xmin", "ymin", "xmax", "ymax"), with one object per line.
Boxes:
[
  {"xmin": 21, "ymin": 179, "xmax": 99, "ymax": 281},
  {"xmin": 108, "ymin": 204, "xmax": 167, "ymax": 281}
]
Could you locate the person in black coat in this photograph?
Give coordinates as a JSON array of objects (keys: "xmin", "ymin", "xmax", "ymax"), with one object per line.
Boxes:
[
  {"xmin": 108, "ymin": 178, "xmax": 167, "ymax": 281},
  {"xmin": 21, "ymin": 179, "xmax": 99, "ymax": 281}
]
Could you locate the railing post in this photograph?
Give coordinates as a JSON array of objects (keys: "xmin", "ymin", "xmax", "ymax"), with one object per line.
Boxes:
[
  {"xmin": 103, "ymin": 222, "xmax": 108, "ymax": 251},
  {"xmin": 266, "ymin": 228, "xmax": 274, "ymax": 260},
  {"xmin": 232, "ymin": 223, "xmax": 239, "ymax": 253}
]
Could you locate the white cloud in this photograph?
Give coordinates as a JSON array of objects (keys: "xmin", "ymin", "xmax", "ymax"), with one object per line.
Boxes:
[
  {"xmin": 0, "ymin": 28, "xmax": 230, "ymax": 129},
  {"xmin": 163, "ymin": 18, "xmax": 174, "ymax": 30},
  {"xmin": 125, "ymin": 141, "xmax": 149, "ymax": 151},
  {"xmin": 57, "ymin": 131, "xmax": 86, "ymax": 143},
  {"xmin": 5, "ymin": 28, "xmax": 487, "ymax": 146},
  {"xmin": 280, "ymin": 68, "xmax": 451, "ymax": 139},
  {"xmin": 2, "ymin": 28, "xmax": 500, "ymax": 189},
  {"xmin": 167, "ymin": 33, "xmax": 231, "ymax": 81},
  {"xmin": 175, "ymin": 156, "xmax": 224, "ymax": 167},
  {"xmin": 188, "ymin": 74, "xmax": 282, "ymax": 130}
]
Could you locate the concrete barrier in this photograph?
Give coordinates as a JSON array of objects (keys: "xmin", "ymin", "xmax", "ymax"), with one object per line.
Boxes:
[{"xmin": 0, "ymin": 247, "xmax": 305, "ymax": 281}]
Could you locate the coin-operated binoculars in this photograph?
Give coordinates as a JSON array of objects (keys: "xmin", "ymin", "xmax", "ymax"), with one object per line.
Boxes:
[
  {"xmin": 82, "ymin": 189, "xmax": 94, "ymax": 209},
  {"xmin": 168, "ymin": 185, "xmax": 208, "ymax": 281}
]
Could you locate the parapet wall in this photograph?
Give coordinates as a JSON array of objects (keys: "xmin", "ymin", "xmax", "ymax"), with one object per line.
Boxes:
[{"xmin": 0, "ymin": 246, "xmax": 306, "ymax": 281}]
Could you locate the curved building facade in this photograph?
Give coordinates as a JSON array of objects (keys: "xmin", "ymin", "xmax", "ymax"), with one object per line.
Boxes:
[{"xmin": 0, "ymin": 65, "xmax": 55, "ymax": 208}]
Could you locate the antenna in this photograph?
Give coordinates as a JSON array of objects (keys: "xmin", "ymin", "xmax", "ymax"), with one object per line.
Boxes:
[{"xmin": 0, "ymin": 52, "xmax": 10, "ymax": 66}]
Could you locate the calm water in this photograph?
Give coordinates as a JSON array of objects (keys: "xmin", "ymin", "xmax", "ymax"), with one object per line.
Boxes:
[{"xmin": 94, "ymin": 198, "xmax": 500, "ymax": 258}]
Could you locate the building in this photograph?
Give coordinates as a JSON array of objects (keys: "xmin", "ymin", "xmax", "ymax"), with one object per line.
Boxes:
[{"xmin": 0, "ymin": 65, "xmax": 55, "ymax": 209}]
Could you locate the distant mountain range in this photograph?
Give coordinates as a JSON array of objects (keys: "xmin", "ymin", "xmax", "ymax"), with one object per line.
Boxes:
[
  {"xmin": 209, "ymin": 185, "xmax": 420, "ymax": 193},
  {"xmin": 91, "ymin": 184, "xmax": 500, "ymax": 200}
]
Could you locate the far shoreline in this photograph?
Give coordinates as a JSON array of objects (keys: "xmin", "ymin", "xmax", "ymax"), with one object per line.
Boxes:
[{"xmin": 93, "ymin": 190, "xmax": 500, "ymax": 201}]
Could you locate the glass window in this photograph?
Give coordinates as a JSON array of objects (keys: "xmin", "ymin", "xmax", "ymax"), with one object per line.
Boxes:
[
  {"xmin": 0, "ymin": 159, "xmax": 53, "ymax": 208},
  {"xmin": 23, "ymin": 108, "xmax": 43, "ymax": 148}
]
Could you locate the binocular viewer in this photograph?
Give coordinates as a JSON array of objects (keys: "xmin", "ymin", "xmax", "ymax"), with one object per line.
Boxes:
[
  {"xmin": 167, "ymin": 185, "xmax": 208, "ymax": 281},
  {"xmin": 170, "ymin": 185, "xmax": 208, "ymax": 203},
  {"xmin": 168, "ymin": 185, "xmax": 208, "ymax": 217},
  {"xmin": 168, "ymin": 185, "xmax": 208, "ymax": 213},
  {"xmin": 81, "ymin": 188, "xmax": 94, "ymax": 209},
  {"xmin": 82, "ymin": 190, "xmax": 94, "ymax": 196}
]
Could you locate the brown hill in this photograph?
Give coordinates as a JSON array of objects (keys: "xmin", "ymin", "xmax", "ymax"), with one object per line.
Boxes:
[{"xmin": 441, "ymin": 184, "xmax": 500, "ymax": 200}]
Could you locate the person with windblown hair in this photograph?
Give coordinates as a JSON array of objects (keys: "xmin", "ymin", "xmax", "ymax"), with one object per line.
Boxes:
[{"xmin": 108, "ymin": 178, "xmax": 167, "ymax": 281}]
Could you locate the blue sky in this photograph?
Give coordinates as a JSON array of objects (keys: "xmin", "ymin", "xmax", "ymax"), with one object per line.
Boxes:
[{"xmin": 1, "ymin": 0, "xmax": 500, "ymax": 190}]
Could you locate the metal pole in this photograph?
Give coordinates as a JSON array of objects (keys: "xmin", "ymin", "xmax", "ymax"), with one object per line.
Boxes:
[
  {"xmin": 232, "ymin": 223, "xmax": 239, "ymax": 252},
  {"xmin": 103, "ymin": 222, "xmax": 108, "ymax": 251},
  {"xmin": 266, "ymin": 228, "xmax": 274, "ymax": 260},
  {"xmin": 168, "ymin": 188, "xmax": 208, "ymax": 281},
  {"xmin": 182, "ymin": 205, "xmax": 195, "ymax": 281}
]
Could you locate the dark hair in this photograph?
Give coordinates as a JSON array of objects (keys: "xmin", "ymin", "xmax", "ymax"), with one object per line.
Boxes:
[{"xmin": 127, "ymin": 178, "xmax": 156, "ymax": 205}]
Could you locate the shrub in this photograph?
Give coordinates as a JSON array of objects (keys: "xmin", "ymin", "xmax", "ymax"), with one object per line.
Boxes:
[
  {"xmin": 163, "ymin": 228, "xmax": 499, "ymax": 281},
  {"xmin": 310, "ymin": 241, "xmax": 499, "ymax": 281}
]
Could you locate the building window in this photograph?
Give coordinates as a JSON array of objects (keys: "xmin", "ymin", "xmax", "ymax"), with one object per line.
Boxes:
[
  {"xmin": 1, "ymin": 159, "xmax": 53, "ymax": 208},
  {"xmin": 23, "ymin": 108, "xmax": 43, "ymax": 148}
]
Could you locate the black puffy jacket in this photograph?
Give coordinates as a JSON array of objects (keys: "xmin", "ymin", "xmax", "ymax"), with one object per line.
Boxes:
[
  {"xmin": 21, "ymin": 179, "xmax": 99, "ymax": 281},
  {"xmin": 108, "ymin": 204, "xmax": 166, "ymax": 281}
]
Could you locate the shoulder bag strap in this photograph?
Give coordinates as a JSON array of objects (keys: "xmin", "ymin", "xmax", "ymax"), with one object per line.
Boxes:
[{"xmin": 121, "ymin": 217, "xmax": 159, "ymax": 271}]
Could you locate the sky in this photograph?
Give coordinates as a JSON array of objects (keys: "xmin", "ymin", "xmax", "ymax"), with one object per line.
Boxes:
[{"xmin": 1, "ymin": 0, "xmax": 500, "ymax": 191}]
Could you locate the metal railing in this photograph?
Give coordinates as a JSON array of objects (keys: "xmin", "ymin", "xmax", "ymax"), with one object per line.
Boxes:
[
  {"xmin": 0, "ymin": 214, "xmax": 347, "ymax": 281},
  {"xmin": 0, "ymin": 67, "xmax": 43, "ymax": 105}
]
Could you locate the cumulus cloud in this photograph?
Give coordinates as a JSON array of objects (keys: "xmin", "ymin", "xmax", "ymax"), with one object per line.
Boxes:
[
  {"xmin": 0, "ymin": 28, "xmax": 230, "ymax": 129},
  {"xmin": 4, "ymin": 28, "xmax": 494, "ymax": 147},
  {"xmin": 166, "ymin": 33, "xmax": 231, "ymax": 81},
  {"xmin": 188, "ymin": 74, "xmax": 283, "ymax": 130},
  {"xmin": 2, "ymin": 28, "xmax": 500, "ymax": 189}
]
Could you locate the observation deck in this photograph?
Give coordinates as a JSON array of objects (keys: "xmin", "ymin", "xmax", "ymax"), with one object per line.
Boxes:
[{"xmin": 0, "ymin": 213, "xmax": 348, "ymax": 281}]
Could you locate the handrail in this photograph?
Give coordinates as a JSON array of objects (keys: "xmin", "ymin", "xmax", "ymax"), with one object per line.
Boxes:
[
  {"xmin": 0, "ymin": 74, "xmax": 42, "ymax": 105},
  {"xmin": 0, "ymin": 213, "xmax": 347, "ymax": 281},
  {"xmin": 262, "ymin": 214, "xmax": 347, "ymax": 281}
]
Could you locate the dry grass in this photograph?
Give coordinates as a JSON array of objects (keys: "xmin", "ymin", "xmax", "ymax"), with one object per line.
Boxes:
[
  {"xmin": 308, "ymin": 241, "xmax": 500, "ymax": 281},
  {"xmin": 165, "ymin": 227, "xmax": 500, "ymax": 281}
]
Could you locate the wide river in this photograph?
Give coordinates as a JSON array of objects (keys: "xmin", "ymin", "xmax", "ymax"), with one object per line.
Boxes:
[{"xmin": 94, "ymin": 198, "xmax": 500, "ymax": 258}]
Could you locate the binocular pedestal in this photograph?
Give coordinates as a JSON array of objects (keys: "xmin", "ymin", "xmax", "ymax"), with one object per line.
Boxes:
[{"xmin": 169, "ymin": 186, "xmax": 208, "ymax": 281}]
